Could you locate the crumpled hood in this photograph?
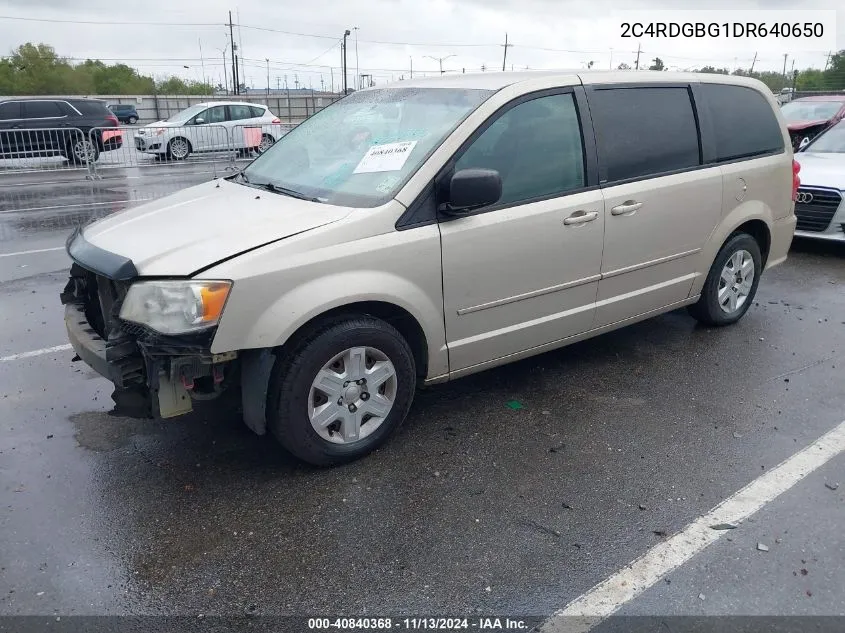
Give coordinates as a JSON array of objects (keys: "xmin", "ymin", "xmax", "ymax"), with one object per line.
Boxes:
[
  {"xmin": 787, "ymin": 119, "xmax": 830, "ymax": 131},
  {"xmin": 82, "ymin": 179, "xmax": 351, "ymax": 276},
  {"xmin": 795, "ymin": 152, "xmax": 845, "ymax": 191}
]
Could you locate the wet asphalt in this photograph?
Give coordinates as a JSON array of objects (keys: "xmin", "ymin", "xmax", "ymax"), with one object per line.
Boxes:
[{"xmin": 0, "ymin": 165, "xmax": 843, "ymax": 623}]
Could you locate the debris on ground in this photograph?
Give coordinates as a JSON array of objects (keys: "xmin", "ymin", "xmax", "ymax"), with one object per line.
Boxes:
[
  {"xmin": 710, "ymin": 523, "xmax": 738, "ymax": 530},
  {"xmin": 549, "ymin": 443, "xmax": 565, "ymax": 453},
  {"xmin": 800, "ymin": 569, "xmax": 808, "ymax": 576},
  {"xmin": 506, "ymin": 400, "xmax": 524, "ymax": 410},
  {"xmin": 652, "ymin": 530, "xmax": 668, "ymax": 537},
  {"xmin": 733, "ymin": 432, "xmax": 742, "ymax": 439},
  {"xmin": 824, "ymin": 482, "xmax": 839, "ymax": 491},
  {"xmin": 243, "ymin": 604, "xmax": 259, "ymax": 616},
  {"xmin": 638, "ymin": 504, "xmax": 648, "ymax": 511},
  {"xmin": 562, "ymin": 502, "xmax": 574, "ymax": 510},
  {"xmin": 698, "ymin": 593, "xmax": 706, "ymax": 601},
  {"xmin": 520, "ymin": 517, "xmax": 561, "ymax": 538},
  {"xmin": 757, "ymin": 543, "xmax": 769, "ymax": 552}
]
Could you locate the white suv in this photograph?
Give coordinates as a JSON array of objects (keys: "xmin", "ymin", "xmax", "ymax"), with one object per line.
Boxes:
[{"xmin": 134, "ymin": 101, "xmax": 282, "ymax": 160}]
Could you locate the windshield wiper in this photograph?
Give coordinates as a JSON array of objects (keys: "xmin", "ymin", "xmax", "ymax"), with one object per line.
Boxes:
[{"xmin": 252, "ymin": 181, "xmax": 322, "ymax": 203}]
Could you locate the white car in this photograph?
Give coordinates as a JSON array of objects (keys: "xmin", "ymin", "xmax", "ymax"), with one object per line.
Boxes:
[
  {"xmin": 134, "ymin": 101, "xmax": 282, "ymax": 160},
  {"xmin": 794, "ymin": 119, "xmax": 845, "ymax": 241}
]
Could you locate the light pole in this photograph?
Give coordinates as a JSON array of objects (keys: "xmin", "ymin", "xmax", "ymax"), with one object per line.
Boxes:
[
  {"xmin": 265, "ymin": 58, "xmax": 270, "ymax": 99},
  {"xmin": 216, "ymin": 44, "xmax": 228, "ymax": 95},
  {"xmin": 342, "ymin": 29, "xmax": 351, "ymax": 95},
  {"xmin": 424, "ymin": 54, "xmax": 455, "ymax": 75},
  {"xmin": 352, "ymin": 27, "xmax": 360, "ymax": 90}
]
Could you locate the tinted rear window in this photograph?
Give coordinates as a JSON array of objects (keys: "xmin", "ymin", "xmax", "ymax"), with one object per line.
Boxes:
[
  {"xmin": 249, "ymin": 106, "xmax": 265, "ymax": 117},
  {"xmin": 70, "ymin": 100, "xmax": 111, "ymax": 116},
  {"xmin": 589, "ymin": 86, "xmax": 701, "ymax": 182},
  {"xmin": 698, "ymin": 84, "xmax": 784, "ymax": 161},
  {"xmin": 23, "ymin": 101, "xmax": 64, "ymax": 118}
]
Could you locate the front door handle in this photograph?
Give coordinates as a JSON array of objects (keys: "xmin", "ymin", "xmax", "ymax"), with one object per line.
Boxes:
[
  {"xmin": 611, "ymin": 201, "xmax": 643, "ymax": 216},
  {"xmin": 563, "ymin": 210, "xmax": 599, "ymax": 226}
]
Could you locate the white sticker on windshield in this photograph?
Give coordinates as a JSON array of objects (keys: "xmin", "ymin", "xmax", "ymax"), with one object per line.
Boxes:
[{"xmin": 353, "ymin": 141, "xmax": 418, "ymax": 174}]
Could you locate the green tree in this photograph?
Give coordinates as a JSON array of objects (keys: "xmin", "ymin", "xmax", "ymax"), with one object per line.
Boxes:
[
  {"xmin": 648, "ymin": 57, "xmax": 665, "ymax": 71},
  {"xmin": 697, "ymin": 66, "xmax": 730, "ymax": 75},
  {"xmin": 617, "ymin": 62, "xmax": 631, "ymax": 70},
  {"xmin": 155, "ymin": 76, "xmax": 213, "ymax": 95}
]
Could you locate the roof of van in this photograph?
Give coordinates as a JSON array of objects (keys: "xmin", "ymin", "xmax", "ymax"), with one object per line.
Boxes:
[{"xmin": 374, "ymin": 70, "xmax": 768, "ymax": 91}]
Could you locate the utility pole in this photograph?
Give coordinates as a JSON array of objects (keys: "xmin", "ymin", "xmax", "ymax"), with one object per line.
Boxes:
[
  {"xmin": 237, "ymin": 9, "xmax": 245, "ymax": 94},
  {"xmin": 824, "ymin": 51, "xmax": 832, "ymax": 71},
  {"xmin": 199, "ymin": 39, "xmax": 207, "ymax": 88},
  {"xmin": 501, "ymin": 33, "xmax": 513, "ymax": 72},
  {"xmin": 330, "ymin": 67, "xmax": 334, "ymax": 93},
  {"xmin": 342, "ymin": 29, "xmax": 351, "ymax": 94},
  {"xmin": 228, "ymin": 11, "xmax": 238, "ymax": 95},
  {"xmin": 781, "ymin": 53, "xmax": 788, "ymax": 84},
  {"xmin": 320, "ymin": 76, "xmax": 325, "ymax": 91},
  {"xmin": 276, "ymin": 76, "xmax": 280, "ymax": 91},
  {"xmin": 410, "ymin": 56, "xmax": 413, "ymax": 79},
  {"xmin": 425, "ymin": 54, "xmax": 455, "ymax": 75},
  {"xmin": 634, "ymin": 43, "xmax": 641, "ymax": 70},
  {"xmin": 750, "ymin": 51, "xmax": 758, "ymax": 73},
  {"xmin": 609, "ymin": 48, "xmax": 613, "ymax": 69},
  {"xmin": 217, "ymin": 44, "xmax": 229, "ymax": 95},
  {"xmin": 294, "ymin": 74, "xmax": 299, "ymax": 89},
  {"xmin": 265, "ymin": 58, "xmax": 270, "ymax": 99}
]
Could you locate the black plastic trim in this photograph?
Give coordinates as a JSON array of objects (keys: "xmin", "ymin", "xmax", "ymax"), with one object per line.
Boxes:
[{"xmin": 66, "ymin": 228, "xmax": 138, "ymax": 281}]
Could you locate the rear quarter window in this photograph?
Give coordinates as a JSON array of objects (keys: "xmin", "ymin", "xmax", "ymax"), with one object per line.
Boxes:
[
  {"xmin": 249, "ymin": 106, "xmax": 266, "ymax": 117},
  {"xmin": 698, "ymin": 84, "xmax": 784, "ymax": 161}
]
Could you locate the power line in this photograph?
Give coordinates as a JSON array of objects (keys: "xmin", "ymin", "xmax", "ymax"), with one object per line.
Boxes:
[{"xmin": 0, "ymin": 15, "xmax": 221, "ymax": 27}]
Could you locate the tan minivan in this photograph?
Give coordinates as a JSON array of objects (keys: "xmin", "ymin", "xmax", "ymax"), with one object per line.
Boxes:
[{"xmin": 62, "ymin": 71, "xmax": 797, "ymax": 465}]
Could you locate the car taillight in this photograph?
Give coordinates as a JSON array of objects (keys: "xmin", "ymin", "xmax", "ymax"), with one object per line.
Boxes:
[
  {"xmin": 792, "ymin": 159, "xmax": 801, "ymax": 201},
  {"xmin": 106, "ymin": 114, "xmax": 119, "ymax": 127},
  {"xmin": 271, "ymin": 117, "xmax": 281, "ymax": 124}
]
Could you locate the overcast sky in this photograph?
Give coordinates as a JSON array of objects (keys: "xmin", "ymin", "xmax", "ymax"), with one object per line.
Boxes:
[{"xmin": 1, "ymin": 0, "xmax": 843, "ymax": 91}]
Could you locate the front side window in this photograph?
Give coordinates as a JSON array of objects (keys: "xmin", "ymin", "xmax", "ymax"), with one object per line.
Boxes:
[
  {"xmin": 242, "ymin": 87, "xmax": 493, "ymax": 208},
  {"xmin": 167, "ymin": 104, "xmax": 205, "ymax": 123},
  {"xmin": 454, "ymin": 93, "xmax": 585, "ymax": 206},
  {"xmin": 589, "ymin": 87, "xmax": 700, "ymax": 182},
  {"xmin": 200, "ymin": 106, "xmax": 226, "ymax": 124},
  {"xmin": 0, "ymin": 102, "xmax": 21, "ymax": 120}
]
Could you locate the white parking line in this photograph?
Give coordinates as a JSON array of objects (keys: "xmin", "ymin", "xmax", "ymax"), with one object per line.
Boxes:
[
  {"xmin": 542, "ymin": 419, "xmax": 845, "ymax": 633},
  {"xmin": 0, "ymin": 246, "xmax": 65, "ymax": 258},
  {"xmin": 0, "ymin": 344, "xmax": 72, "ymax": 362}
]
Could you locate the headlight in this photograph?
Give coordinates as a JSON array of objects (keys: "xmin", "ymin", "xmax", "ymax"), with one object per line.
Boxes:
[{"xmin": 119, "ymin": 280, "xmax": 232, "ymax": 335}]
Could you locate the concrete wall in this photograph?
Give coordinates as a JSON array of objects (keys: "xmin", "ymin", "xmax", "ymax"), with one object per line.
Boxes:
[{"xmin": 0, "ymin": 92, "xmax": 343, "ymax": 125}]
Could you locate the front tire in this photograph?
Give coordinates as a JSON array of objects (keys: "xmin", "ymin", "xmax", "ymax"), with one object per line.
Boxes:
[
  {"xmin": 66, "ymin": 137, "xmax": 99, "ymax": 164},
  {"xmin": 166, "ymin": 137, "xmax": 191, "ymax": 160},
  {"xmin": 688, "ymin": 233, "xmax": 762, "ymax": 326},
  {"xmin": 268, "ymin": 316, "xmax": 417, "ymax": 466}
]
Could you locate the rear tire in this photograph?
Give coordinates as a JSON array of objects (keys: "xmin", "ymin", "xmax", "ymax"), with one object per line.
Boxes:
[
  {"xmin": 688, "ymin": 233, "xmax": 762, "ymax": 326},
  {"xmin": 128, "ymin": 116, "xmax": 138, "ymax": 125},
  {"xmin": 267, "ymin": 316, "xmax": 416, "ymax": 466},
  {"xmin": 257, "ymin": 133, "xmax": 275, "ymax": 154}
]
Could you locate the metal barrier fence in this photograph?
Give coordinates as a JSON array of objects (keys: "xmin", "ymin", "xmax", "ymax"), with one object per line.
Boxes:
[
  {"xmin": 0, "ymin": 122, "xmax": 297, "ymax": 182},
  {"xmin": 0, "ymin": 127, "xmax": 96, "ymax": 177}
]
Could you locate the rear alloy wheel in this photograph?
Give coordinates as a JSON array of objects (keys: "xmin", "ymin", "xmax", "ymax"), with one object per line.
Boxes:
[
  {"xmin": 68, "ymin": 138, "xmax": 99, "ymax": 164},
  {"xmin": 688, "ymin": 233, "xmax": 762, "ymax": 326},
  {"xmin": 268, "ymin": 316, "xmax": 416, "ymax": 466},
  {"xmin": 167, "ymin": 137, "xmax": 191, "ymax": 160},
  {"xmin": 257, "ymin": 133, "xmax": 275, "ymax": 154}
]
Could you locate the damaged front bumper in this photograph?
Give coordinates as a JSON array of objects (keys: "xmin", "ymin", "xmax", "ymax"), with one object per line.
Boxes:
[{"xmin": 60, "ymin": 231, "xmax": 237, "ymax": 419}]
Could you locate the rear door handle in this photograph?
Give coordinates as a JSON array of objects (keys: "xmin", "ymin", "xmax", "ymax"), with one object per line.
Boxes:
[
  {"xmin": 611, "ymin": 201, "xmax": 643, "ymax": 216},
  {"xmin": 563, "ymin": 210, "xmax": 599, "ymax": 226}
]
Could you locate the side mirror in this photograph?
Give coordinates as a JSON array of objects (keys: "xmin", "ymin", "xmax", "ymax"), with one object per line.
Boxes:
[
  {"xmin": 443, "ymin": 168, "xmax": 502, "ymax": 215},
  {"xmin": 194, "ymin": 117, "xmax": 205, "ymax": 125},
  {"xmin": 798, "ymin": 136, "xmax": 810, "ymax": 150}
]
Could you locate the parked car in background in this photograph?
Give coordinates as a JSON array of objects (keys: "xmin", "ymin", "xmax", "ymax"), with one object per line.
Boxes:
[
  {"xmin": 793, "ymin": 119, "xmax": 845, "ymax": 241},
  {"xmin": 0, "ymin": 98, "xmax": 122, "ymax": 163},
  {"xmin": 780, "ymin": 95, "xmax": 845, "ymax": 150},
  {"xmin": 109, "ymin": 103, "xmax": 139, "ymax": 124},
  {"xmin": 133, "ymin": 101, "xmax": 281, "ymax": 160},
  {"xmin": 62, "ymin": 72, "xmax": 796, "ymax": 466}
]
